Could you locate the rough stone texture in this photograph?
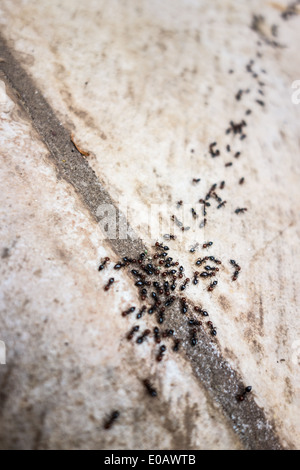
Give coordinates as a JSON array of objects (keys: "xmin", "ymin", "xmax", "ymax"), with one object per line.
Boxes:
[{"xmin": 0, "ymin": 0, "xmax": 300, "ymax": 449}]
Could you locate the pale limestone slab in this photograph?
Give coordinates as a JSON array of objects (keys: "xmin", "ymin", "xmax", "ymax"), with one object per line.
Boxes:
[{"xmin": 0, "ymin": 0, "xmax": 300, "ymax": 448}]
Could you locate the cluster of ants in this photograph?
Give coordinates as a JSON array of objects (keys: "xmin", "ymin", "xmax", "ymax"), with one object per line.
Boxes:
[
  {"xmin": 99, "ymin": 237, "xmax": 244, "ymax": 423},
  {"xmin": 99, "ymin": 54, "xmax": 270, "ymax": 429}
]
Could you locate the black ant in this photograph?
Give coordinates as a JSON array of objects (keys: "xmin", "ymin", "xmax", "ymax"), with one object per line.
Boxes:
[
  {"xmin": 230, "ymin": 260, "xmax": 241, "ymax": 281},
  {"xmin": 192, "ymin": 178, "xmax": 201, "ymax": 183},
  {"xmin": 234, "ymin": 151, "xmax": 241, "ymax": 158},
  {"xmin": 239, "ymin": 177, "xmax": 245, "ymax": 185},
  {"xmin": 162, "ymin": 329, "xmax": 174, "ymax": 338},
  {"xmin": 209, "ymin": 142, "xmax": 220, "ymax": 157},
  {"xmin": 98, "ymin": 257, "xmax": 110, "ymax": 271},
  {"xmin": 207, "ymin": 321, "xmax": 217, "ymax": 336},
  {"xmin": 190, "ymin": 328, "xmax": 198, "ymax": 346},
  {"xmin": 237, "ymin": 386, "xmax": 252, "ymax": 401},
  {"xmin": 225, "ymin": 162, "xmax": 233, "ymax": 167},
  {"xmin": 136, "ymin": 329, "xmax": 151, "ymax": 344},
  {"xmin": 127, "ymin": 325, "xmax": 140, "ymax": 340},
  {"xmin": 180, "ymin": 279, "xmax": 190, "ymax": 291},
  {"xmin": 208, "ymin": 280, "xmax": 218, "ymax": 292},
  {"xmin": 188, "ymin": 318, "xmax": 202, "ymax": 326},
  {"xmin": 194, "ymin": 306, "xmax": 208, "ymax": 316},
  {"xmin": 235, "ymin": 207, "xmax": 248, "ymax": 214},
  {"xmin": 104, "ymin": 278, "xmax": 115, "ymax": 291},
  {"xmin": 177, "ymin": 200, "xmax": 183, "ymax": 208},
  {"xmin": 191, "ymin": 208, "xmax": 198, "ymax": 219},
  {"xmin": 114, "ymin": 262, "xmax": 125, "ymax": 269},
  {"xmin": 157, "ymin": 345, "xmax": 166, "ymax": 361},
  {"xmin": 122, "ymin": 306, "xmax": 136, "ymax": 317},
  {"xmin": 203, "ymin": 241, "xmax": 213, "ymax": 249},
  {"xmin": 217, "ymin": 201, "xmax": 227, "ymax": 209},
  {"xmin": 220, "ymin": 181, "xmax": 225, "ymax": 189},
  {"xmin": 193, "ymin": 272, "xmax": 199, "ymax": 285},
  {"xmin": 136, "ymin": 306, "xmax": 147, "ymax": 319},
  {"xmin": 173, "ymin": 339, "xmax": 181, "ymax": 351},
  {"xmin": 165, "ymin": 296, "xmax": 175, "ymax": 307},
  {"xmin": 153, "ymin": 327, "xmax": 161, "ymax": 344},
  {"xmin": 104, "ymin": 410, "xmax": 120, "ymax": 430},
  {"xmin": 143, "ymin": 379, "xmax": 157, "ymax": 397},
  {"xmin": 181, "ymin": 297, "xmax": 188, "ymax": 313}
]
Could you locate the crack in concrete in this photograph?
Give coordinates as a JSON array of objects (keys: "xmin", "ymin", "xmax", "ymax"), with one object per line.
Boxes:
[{"xmin": 0, "ymin": 34, "xmax": 284, "ymax": 450}]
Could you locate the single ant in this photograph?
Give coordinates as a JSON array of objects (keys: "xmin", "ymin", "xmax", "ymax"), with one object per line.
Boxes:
[
  {"xmin": 235, "ymin": 207, "xmax": 247, "ymax": 214},
  {"xmin": 104, "ymin": 278, "xmax": 115, "ymax": 291},
  {"xmin": 98, "ymin": 257, "xmax": 110, "ymax": 271},
  {"xmin": 127, "ymin": 325, "xmax": 140, "ymax": 340},
  {"xmin": 104, "ymin": 410, "xmax": 120, "ymax": 430},
  {"xmin": 136, "ymin": 329, "xmax": 151, "ymax": 344},
  {"xmin": 143, "ymin": 379, "xmax": 157, "ymax": 397}
]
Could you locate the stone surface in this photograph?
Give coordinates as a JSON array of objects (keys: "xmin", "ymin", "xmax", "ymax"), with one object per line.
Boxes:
[{"xmin": 0, "ymin": 0, "xmax": 300, "ymax": 449}]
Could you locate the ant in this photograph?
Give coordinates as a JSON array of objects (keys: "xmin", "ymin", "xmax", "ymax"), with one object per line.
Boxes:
[
  {"xmin": 237, "ymin": 386, "xmax": 252, "ymax": 401},
  {"xmin": 206, "ymin": 321, "xmax": 217, "ymax": 336},
  {"xmin": 239, "ymin": 177, "xmax": 245, "ymax": 185},
  {"xmin": 177, "ymin": 200, "xmax": 183, "ymax": 208},
  {"xmin": 98, "ymin": 257, "xmax": 110, "ymax": 271},
  {"xmin": 162, "ymin": 329, "xmax": 174, "ymax": 338},
  {"xmin": 143, "ymin": 379, "xmax": 157, "ymax": 397},
  {"xmin": 122, "ymin": 306, "xmax": 136, "ymax": 317},
  {"xmin": 127, "ymin": 325, "xmax": 140, "ymax": 340},
  {"xmin": 217, "ymin": 201, "xmax": 227, "ymax": 209},
  {"xmin": 104, "ymin": 278, "xmax": 115, "ymax": 291},
  {"xmin": 180, "ymin": 279, "xmax": 190, "ymax": 291},
  {"xmin": 230, "ymin": 260, "xmax": 241, "ymax": 281},
  {"xmin": 191, "ymin": 208, "xmax": 198, "ymax": 219},
  {"xmin": 136, "ymin": 329, "xmax": 151, "ymax": 344},
  {"xmin": 136, "ymin": 306, "xmax": 147, "ymax": 319},
  {"xmin": 164, "ymin": 234, "xmax": 176, "ymax": 240},
  {"xmin": 208, "ymin": 280, "xmax": 218, "ymax": 292},
  {"xmin": 225, "ymin": 162, "xmax": 233, "ymax": 167},
  {"xmin": 235, "ymin": 207, "xmax": 247, "ymax": 214},
  {"xmin": 193, "ymin": 272, "xmax": 199, "ymax": 285},
  {"xmin": 173, "ymin": 339, "xmax": 181, "ymax": 352},
  {"xmin": 153, "ymin": 327, "xmax": 161, "ymax": 344},
  {"xmin": 192, "ymin": 178, "xmax": 201, "ymax": 183},
  {"xmin": 209, "ymin": 142, "xmax": 220, "ymax": 158},
  {"xmin": 181, "ymin": 297, "xmax": 188, "ymax": 314},
  {"xmin": 157, "ymin": 345, "xmax": 166, "ymax": 361},
  {"xmin": 104, "ymin": 410, "xmax": 120, "ymax": 430},
  {"xmin": 203, "ymin": 241, "xmax": 213, "ymax": 249},
  {"xmin": 190, "ymin": 328, "xmax": 198, "ymax": 346},
  {"xmin": 114, "ymin": 262, "xmax": 125, "ymax": 269},
  {"xmin": 220, "ymin": 181, "xmax": 225, "ymax": 189},
  {"xmin": 188, "ymin": 318, "xmax": 202, "ymax": 326},
  {"xmin": 194, "ymin": 306, "xmax": 208, "ymax": 317}
]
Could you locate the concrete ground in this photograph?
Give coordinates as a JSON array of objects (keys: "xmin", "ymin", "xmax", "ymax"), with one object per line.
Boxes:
[{"xmin": 0, "ymin": 0, "xmax": 300, "ymax": 450}]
